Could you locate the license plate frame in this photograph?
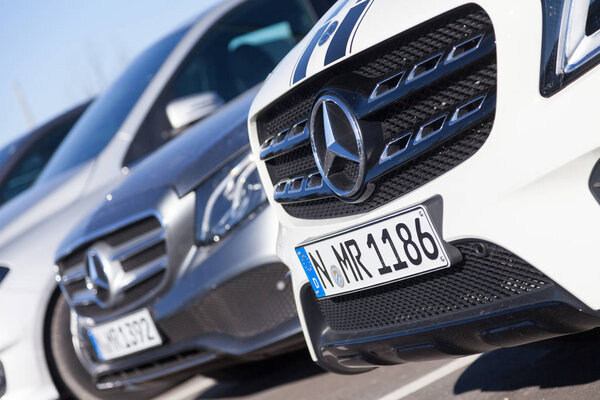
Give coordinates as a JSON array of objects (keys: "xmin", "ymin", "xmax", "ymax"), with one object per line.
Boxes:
[
  {"xmin": 87, "ymin": 308, "xmax": 162, "ymax": 361},
  {"xmin": 295, "ymin": 197, "xmax": 460, "ymax": 298}
]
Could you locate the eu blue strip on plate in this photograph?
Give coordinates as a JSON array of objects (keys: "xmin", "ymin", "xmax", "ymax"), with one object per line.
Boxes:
[
  {"xmin": 87, "ymin": 331, "xmax": 104, "ymax": 361},
  {"xmin": 296, "ymin": 247, "xmax": 325, "ymax": 298}
]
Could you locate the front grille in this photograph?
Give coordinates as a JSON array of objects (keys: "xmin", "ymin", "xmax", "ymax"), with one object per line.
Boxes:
[
  {"xmin": 57, "ymin": 217, "xmax": 168, "ymax": 319},
  {"xmin": 160, "ymin": 263, "xmax": 297, "ymax": 341},
  {"xmin": 313, "ymin": 241, "xmax": 552, "ymax": 333},
  {"xmin": 257, "ymin": 4, "xmax": 496, "ymax": 219}
]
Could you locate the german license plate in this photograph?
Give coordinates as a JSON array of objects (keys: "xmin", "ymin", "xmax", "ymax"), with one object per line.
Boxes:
[
  {"xmin": 87, "ymin": 309, "xmax": 162, "ymax": 361},
  {"xmin": 296, "ymin": 205, "xmax": 449, "ymax": 298}
]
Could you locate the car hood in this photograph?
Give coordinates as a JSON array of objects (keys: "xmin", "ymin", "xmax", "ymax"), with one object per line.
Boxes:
[
  {"xmin": 117, "ymin": 86, "xmax": 257, "ymax": 198},
  {"xmin": 56, "ymin": 87, "xmax": 258, "ymax": 260}
]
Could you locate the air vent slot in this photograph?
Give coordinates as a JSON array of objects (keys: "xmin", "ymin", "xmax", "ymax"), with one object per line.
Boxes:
[
  {"xmin": 370, "ymin": 72, "xmax": 405, "ymax": 100},
  {"xmin": 415, "ymin": 115, "xmax": 447, "ymax": 142},
  {"xmin": 446, "ymin": 34, "xmax": 484, "ymax": 63},
  {"xmin": 381, "ymin": 133, "xmax": 412, "ymax": 162},
  {"xmin": 407, "ymin": 53, "xmax": 442, "ymax": 82}
]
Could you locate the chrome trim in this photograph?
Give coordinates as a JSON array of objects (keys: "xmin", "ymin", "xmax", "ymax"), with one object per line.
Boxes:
[
  {"xmin": 61, "ymin": 268, "xmax": 87, "ymax": 285},
  {"xmin": 369, "ymin": 71, "xmax": 405, "ymax": 101},
  {"xmin": 289, "ymin": 120, "xmax": 309, "ymax": 138},
  {"xmin": 541, "ymin": 0, "xmax": 600, "ymax": 95},
  {"xmin": 306, "ymin": 172, "xmax": 324, "ymax": 190},
  {"xmin": 449, "ymin": 95, "xmax": 486, "ymax": 125},
  {"xmin": 56, "ymin": 210, "xmax": 166, "ymax": 263},
  {"xmin": 289, "ymin": 176, "xmax": 305, "ymax": 193},
  {"xmin": 274, "ymin": 129, "xmax": 288, "ymax": 144},
  {"xmin": 119, "ymin": 258, "xmax": 167, "ymax": 291},
  {"xmin": 259, "ymin": 121, "xmax": 310, "ymax": 161},
  {"xmin": 309, "ymin": 94, "xmax": 366, "ymax": 200},
  {"xmin": 274, "ymin": 92, "xmax": 496, "ymax": 204},
  {"xmin": 406, "ymin": 53, "xmax": 443, "ymax": 82},
  {"xmin": 275, "ymin": 180, "xmax": 290, "ymax": 193},
  {"xmin": 557, "ymin": 0, "xmax": 600, "ymax": 74},
  {"xmin": 58, "ymin": 212, "xmax": 168, "ymax": 310},
  {"xmin": 414, "ymin": 114, "xmax": 448, "ymax": 143},
  {"xmin": 111, "ymin": 229, "xmax": 165, "ymax": 262},
  {"xmin": 380, "ymin": 132, "xmax": 413, "ymax": 163},
  {"xmin": 445, "ymin": 34, "xmax": 484, "ymax": 64}
]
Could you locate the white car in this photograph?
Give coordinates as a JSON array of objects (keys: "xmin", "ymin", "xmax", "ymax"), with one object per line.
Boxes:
[
  {"xmin": 248, "ymin": 0, "xmax": 600, "ymax": 374},
  {"xmin": 0, "ymin": 0, "xmax": 331, "ymax": 398}
]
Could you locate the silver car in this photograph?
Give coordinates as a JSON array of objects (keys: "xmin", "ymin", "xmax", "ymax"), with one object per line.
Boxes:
[{"xmin": 0, "ymin": 0, "xmax": 331, "ymax": 398}]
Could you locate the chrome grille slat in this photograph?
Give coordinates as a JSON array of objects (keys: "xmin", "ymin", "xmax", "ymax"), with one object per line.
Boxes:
[
  {"xmin": 110, "ymin": 228, "xmax": 165, "ymax": 262},
  {"xmin": 57, "ymin": 216, "xmax": 167, "ymax": 318},
  {"xmin": 61, "ymin": 265, "xmax": 86, "ymax": 284},
  {"xmin": 70, "ymin": 289, "xmax": 97, "ymax": 307},
  {"xmin": 120, "ymin": 257, "xmax": 167, "ymax": 291}
]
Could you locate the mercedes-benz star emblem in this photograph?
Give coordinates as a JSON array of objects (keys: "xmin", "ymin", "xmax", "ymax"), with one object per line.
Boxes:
[
  {"xmin": 309, "ymin": 94, "xmax": 366, "ymax": 199},
  {"xmin": 85, "ymin": 248, "xmax": 112, "ymax": 307}
]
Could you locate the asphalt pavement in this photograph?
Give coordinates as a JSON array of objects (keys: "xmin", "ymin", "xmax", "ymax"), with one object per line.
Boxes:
[{"xmin": 157, "ymin": 329, "xmax": 600, "ymax": 400}]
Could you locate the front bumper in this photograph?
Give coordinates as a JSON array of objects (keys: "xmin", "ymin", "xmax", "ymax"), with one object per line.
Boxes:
[
  {"xmin": 299, "ymin": 239, "xmax": 600, "ymax": 373},
  {"xmin": 92, "ymin": 206, "xmax": 301, "ymax": 388},
  {"xmin": 59, "ymin": 187, "xmax": 302, "ymax": 389}
]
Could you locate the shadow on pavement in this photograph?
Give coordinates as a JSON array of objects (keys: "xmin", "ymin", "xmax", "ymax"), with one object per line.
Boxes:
[
  {"xmin": 454, "ymin": 329, "xmax": 600, "ymax": 395},
  {"xmin": 197, "ymin": 349, "xmax": 327, "ymax": 399}
]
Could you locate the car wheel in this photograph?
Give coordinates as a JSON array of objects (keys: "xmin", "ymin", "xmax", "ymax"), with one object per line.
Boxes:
[{"xmin": 49, "ymin": 294, "xmax": 170, "ymax": 399}]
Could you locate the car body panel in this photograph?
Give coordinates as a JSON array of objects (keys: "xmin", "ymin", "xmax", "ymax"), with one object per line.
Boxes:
[{"xmin": 55, "ymin": 88, "xmax": 301, "ymax": 386}]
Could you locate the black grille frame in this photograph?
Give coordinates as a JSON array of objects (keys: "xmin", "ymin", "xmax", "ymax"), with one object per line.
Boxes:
[
  {"xmin": 257, "ymin": 4, "xmax": 497, "ymax": 219},
  {"xmin": 57, "ymin": 216, "xmax": 168, "ymax": 319}
]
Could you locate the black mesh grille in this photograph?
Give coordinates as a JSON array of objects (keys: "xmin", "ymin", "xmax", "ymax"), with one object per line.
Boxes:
[
  {"xmin": 314, "ymin": 241, "xmax": 552, "ymax": 333},
  {"xmin": 160, "ymin": 264, "xmax": 298, "ymax": 341},
  {"xmin": 256, "ymin": 4, "xmax": 496, "ymax": 219},
  {"xmin": 121, "ymin": 242, "xmax": 166, "ymax": 273},
  {"xmin": 376, "ymin": 58, "xmax": 496, "ymax": 143},
  {"xmin": 354, "ymin": 9, "xmax": 492, "ymax": 79},
  {"xmin": 104, "ymin": 217, "xmax": 161, "ymax": 247}
]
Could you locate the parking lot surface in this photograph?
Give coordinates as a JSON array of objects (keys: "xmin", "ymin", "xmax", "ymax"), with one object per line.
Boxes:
[{"xmin": 158, "ymin": 329, "xmax": 600, "ymax": 400}]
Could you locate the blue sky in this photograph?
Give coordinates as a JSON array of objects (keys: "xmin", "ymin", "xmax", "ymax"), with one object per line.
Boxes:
[{"xmin": 0, "ymin": 0, "xmax": 221, "ymax": 147}]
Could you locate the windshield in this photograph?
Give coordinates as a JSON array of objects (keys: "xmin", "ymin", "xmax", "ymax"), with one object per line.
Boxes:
[
  {"xmin": 38, "ymin": 25, "xmax": 189, "ymax": 182},
  {"xmin": 0, "ymin": 135, "xmax": 27, "ymax": 169}
]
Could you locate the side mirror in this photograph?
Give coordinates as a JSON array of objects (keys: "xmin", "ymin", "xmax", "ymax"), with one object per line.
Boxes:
[{"xmin": 166, "ymin": 92, "xmax": 225, "ymax": 131}]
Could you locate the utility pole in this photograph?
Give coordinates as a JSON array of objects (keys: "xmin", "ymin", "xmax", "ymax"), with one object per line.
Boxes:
[{"xmin": 12, "ymin": 82, "xmax": 36, "ymax": 129}]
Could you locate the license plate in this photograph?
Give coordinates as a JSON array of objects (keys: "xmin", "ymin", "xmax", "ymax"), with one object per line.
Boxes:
[
  {"xmin": 87, "ymin": 309, "xmax": 162, "ymax": 361},
  {"xmin": 296, "ymin": 205, "xmax": 449, "ymax": 298}
]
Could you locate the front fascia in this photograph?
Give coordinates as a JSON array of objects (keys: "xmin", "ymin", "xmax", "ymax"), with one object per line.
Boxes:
[{"xmin": 249, "ymin": 0, "xmax": 600, "ymax": 359}]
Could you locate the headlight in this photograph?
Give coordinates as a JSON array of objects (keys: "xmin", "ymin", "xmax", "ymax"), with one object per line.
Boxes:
[
  {"xmin": 0, "ymin": 266, "xmax": 8, "ymax": 286},
  {"xmin": 541, "ymin": 0, "xmax": 600, "ymax": 95},
  {"xmin": 195, "ymin": 152, "xmax": 267, "ymax": 244}
]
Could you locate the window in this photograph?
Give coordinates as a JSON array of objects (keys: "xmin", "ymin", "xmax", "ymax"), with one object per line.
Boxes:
[
  {"xmin": 0, "ymin": 114, "xmax": 79, "ymax": 204},
  {"xmin": 38, "ymin": 26, "xmax": 189, "ymax": 182},
  {"xmin": 124, "ymin": 0, "xmax": 326, "ymax": 166},
  {"xmin": 0, "ymin": 136, "xmax": 27, "ymax": 170}
]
